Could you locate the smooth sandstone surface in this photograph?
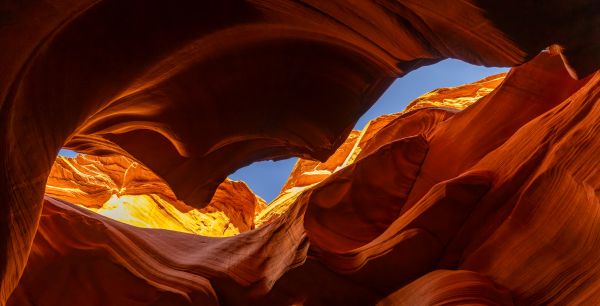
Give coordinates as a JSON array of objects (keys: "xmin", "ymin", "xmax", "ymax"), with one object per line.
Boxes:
[
  {"xmin": 282, "ymin": 73, "xmax": 506, "ymax": 190},
  {"xmin": 1, "ymin": 0, "xmax": 599, "ymax": 305},
  {"xmin": 40, "ymin": 70, "xmax": 500, "ymax": 239},
  {"xmin": 269, "ymin": 73, "xmax": 505, "ymax": 226},
  {"xmin": 7, "ymin": 51, "xmax": 600, "ymax": 306},
  {"xmin": 45, "ymin": 154, "xmax": 265, "ymax": 235}
]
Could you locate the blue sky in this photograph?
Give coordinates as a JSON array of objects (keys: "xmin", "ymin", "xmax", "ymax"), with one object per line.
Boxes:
[{"xmin": 60, "ymin": 59, "xmax": 508, "ymax": 203}]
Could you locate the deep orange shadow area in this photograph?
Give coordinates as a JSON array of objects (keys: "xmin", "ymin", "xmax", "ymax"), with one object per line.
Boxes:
[{"xmin": 1, "ymin": 1, "xmax": 599, "ymax": 305}]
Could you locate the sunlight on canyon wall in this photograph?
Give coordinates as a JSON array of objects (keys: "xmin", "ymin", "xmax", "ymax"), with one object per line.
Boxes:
[
  {"xmin": 45, "ymin": 155, "xmax": 265, "ymax": 236},
  {"xmin": 45, "ymin": 73, "xmax": 505, "ymax": 235},
  {"xmin": 2, "ymin": 1, "xmax": 598, "ymax": 305}
]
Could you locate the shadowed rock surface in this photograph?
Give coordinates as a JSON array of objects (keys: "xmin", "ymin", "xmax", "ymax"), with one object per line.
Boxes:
[
  {"xmin": 1, "ymin": 1, "xmax": 599, "ymax": 305},
  {"xmin": 8, "ymin": 52, "xmax": 600, "ymax": 305}
]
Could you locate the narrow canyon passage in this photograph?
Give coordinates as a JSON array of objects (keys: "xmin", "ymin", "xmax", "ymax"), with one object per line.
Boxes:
[{"xmin": 1, "ymin": 1, "xmax": 599, "ymax": 305}]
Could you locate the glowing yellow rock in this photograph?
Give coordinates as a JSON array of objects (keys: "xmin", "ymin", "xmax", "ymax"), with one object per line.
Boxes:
[{"xmin": 45, "ymin": 154, "xmax": 262, "ymax": 236}]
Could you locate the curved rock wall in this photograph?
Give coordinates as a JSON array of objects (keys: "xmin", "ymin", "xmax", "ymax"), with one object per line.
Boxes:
[
  {"xmin": 45, "ymin": 154, "xmax": 265, "ymax": 235},
  {"xmin": 1, "ymin": 0, "xmax": 599, "ymax": 304},
  {"xmin": 7, "ymin": 51, "xmax": 600, "ymax": 305}
]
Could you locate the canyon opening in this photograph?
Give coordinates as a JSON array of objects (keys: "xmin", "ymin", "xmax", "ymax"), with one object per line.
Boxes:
[{"xmin": 1, "ymin": 1, "xmax": 599, "ymax": 306}]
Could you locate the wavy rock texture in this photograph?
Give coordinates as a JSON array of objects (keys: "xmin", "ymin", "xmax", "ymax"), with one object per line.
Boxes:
[
  {"xmin": 267, "ymin": 73, "xmax": 505, "ymax": 224},
  {"xmin": 45, "ymin": 69, "xmax": 496, "ymax": 239},
  {"xmin": 1, "ymin": 0, "xmax": 599, "ymax": 305},
  {"xmin": 376, "ymin": 270, "xmax": 513, "ymax": 305},
  {"xmin": 6, "ymin": 51, "xmax": 600, "ymax": 306},
  {"xmin": 404, "ymin": 73, "xmax": 506, "ymax": 112},
  {"xmin": 45, "ymin": 154, "xmax": 265, "ymax": 236}
]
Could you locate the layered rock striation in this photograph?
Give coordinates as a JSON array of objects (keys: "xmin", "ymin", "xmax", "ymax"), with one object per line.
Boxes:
[
  {"xmin": 1, "ymin": 0, "xmax": 599, "ymax": 305},
  {"xmin": 7, "ymin": 50, "xmax": 600, "ymax": 305},
  {"xmin": 46, "ymin": 154, "xmax": 265, "ymax": 236},
  {"xmin": 265, "ymin": 73, "xmax": 506, "ymax": 224}
]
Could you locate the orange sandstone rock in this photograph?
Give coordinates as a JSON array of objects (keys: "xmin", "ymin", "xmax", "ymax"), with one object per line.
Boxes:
[
  {"xmin": 377, "ymin": 270, "xmax": 513, "ymax": 305},
  {"xmin": 45, "ymin": 154, "xmax": 264, "ymax": 236},
  {"xmin": 275, "ymin": 72, "xmax": 505, "ymax": 225},
  {"xmin": 1, "ymin": 0, "xmax": 599, "ymax": 305},
  {"xmin": 404, "ymin": 73, "xmax": 506, "ymax": 112},
  {"xmin": 8, "ymin": 52, "xmax": 599, "ymax": 306}
]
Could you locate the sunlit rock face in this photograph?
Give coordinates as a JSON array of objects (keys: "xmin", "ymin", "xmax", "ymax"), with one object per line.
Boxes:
[
  {"xmin": 270, "ymin": 73, "xmax": 506, "ymax": 222},
  {"xmin": 46, "ymin": 155, "xmax": 265, "ymax": 236},
  {"xmin": 1, "ymin": 0, "xmax": 599, "ymax": 305},
  {"xmin": 259, "ymin": 72, "xmax": 503, "ymax": 226},
  {"xmin": 404, "ymin": 73, "xmax": 506, "ymax": 112},
  {"xmin": 9, "ymin": 52, "xmax": 600, "ymax": 306},
  {"xmin": 41, "ymin": 73, "xmax": 506, "ymax": 236}
]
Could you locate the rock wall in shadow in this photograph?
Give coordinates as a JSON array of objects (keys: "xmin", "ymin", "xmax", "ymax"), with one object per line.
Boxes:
[{"xmin": 1, "ymin": 0, "xmax": 599, "ymax": 304}]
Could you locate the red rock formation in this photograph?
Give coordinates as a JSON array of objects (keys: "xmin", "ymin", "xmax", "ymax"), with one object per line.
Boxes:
[
  {"xmin": 281, "ymin": 73, "xmax": 505, "ymax": 194},
  {"xmin": 1, "ymin": 0, "xmax": 599, "ymax": 305},
  {"xmin": 46, "ymin": 154, "xmax": 265, "ymax": 235},
  {"xmin": 6, "ymin": 51, "xmax": 600, "ymax": 306},
  {"xmin": 281, "ymin": 130, "xmax": 362, "ymax": 192},
  {"xmin": 404, "ymin": 73, "xmax": 506, "ymax": 112},
  {"xmin": 377, "ymin": 270, "xmax": 513, "ymax": 305},
  {"xmin": 266, "ymin": 74, "xmax": 502, "ymax": 227}
]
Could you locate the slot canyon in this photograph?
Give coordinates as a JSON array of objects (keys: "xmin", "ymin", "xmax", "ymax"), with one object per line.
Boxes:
[{"xmin": 1, "ymin": 1, "xmax": 599, "ymax": 305}]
